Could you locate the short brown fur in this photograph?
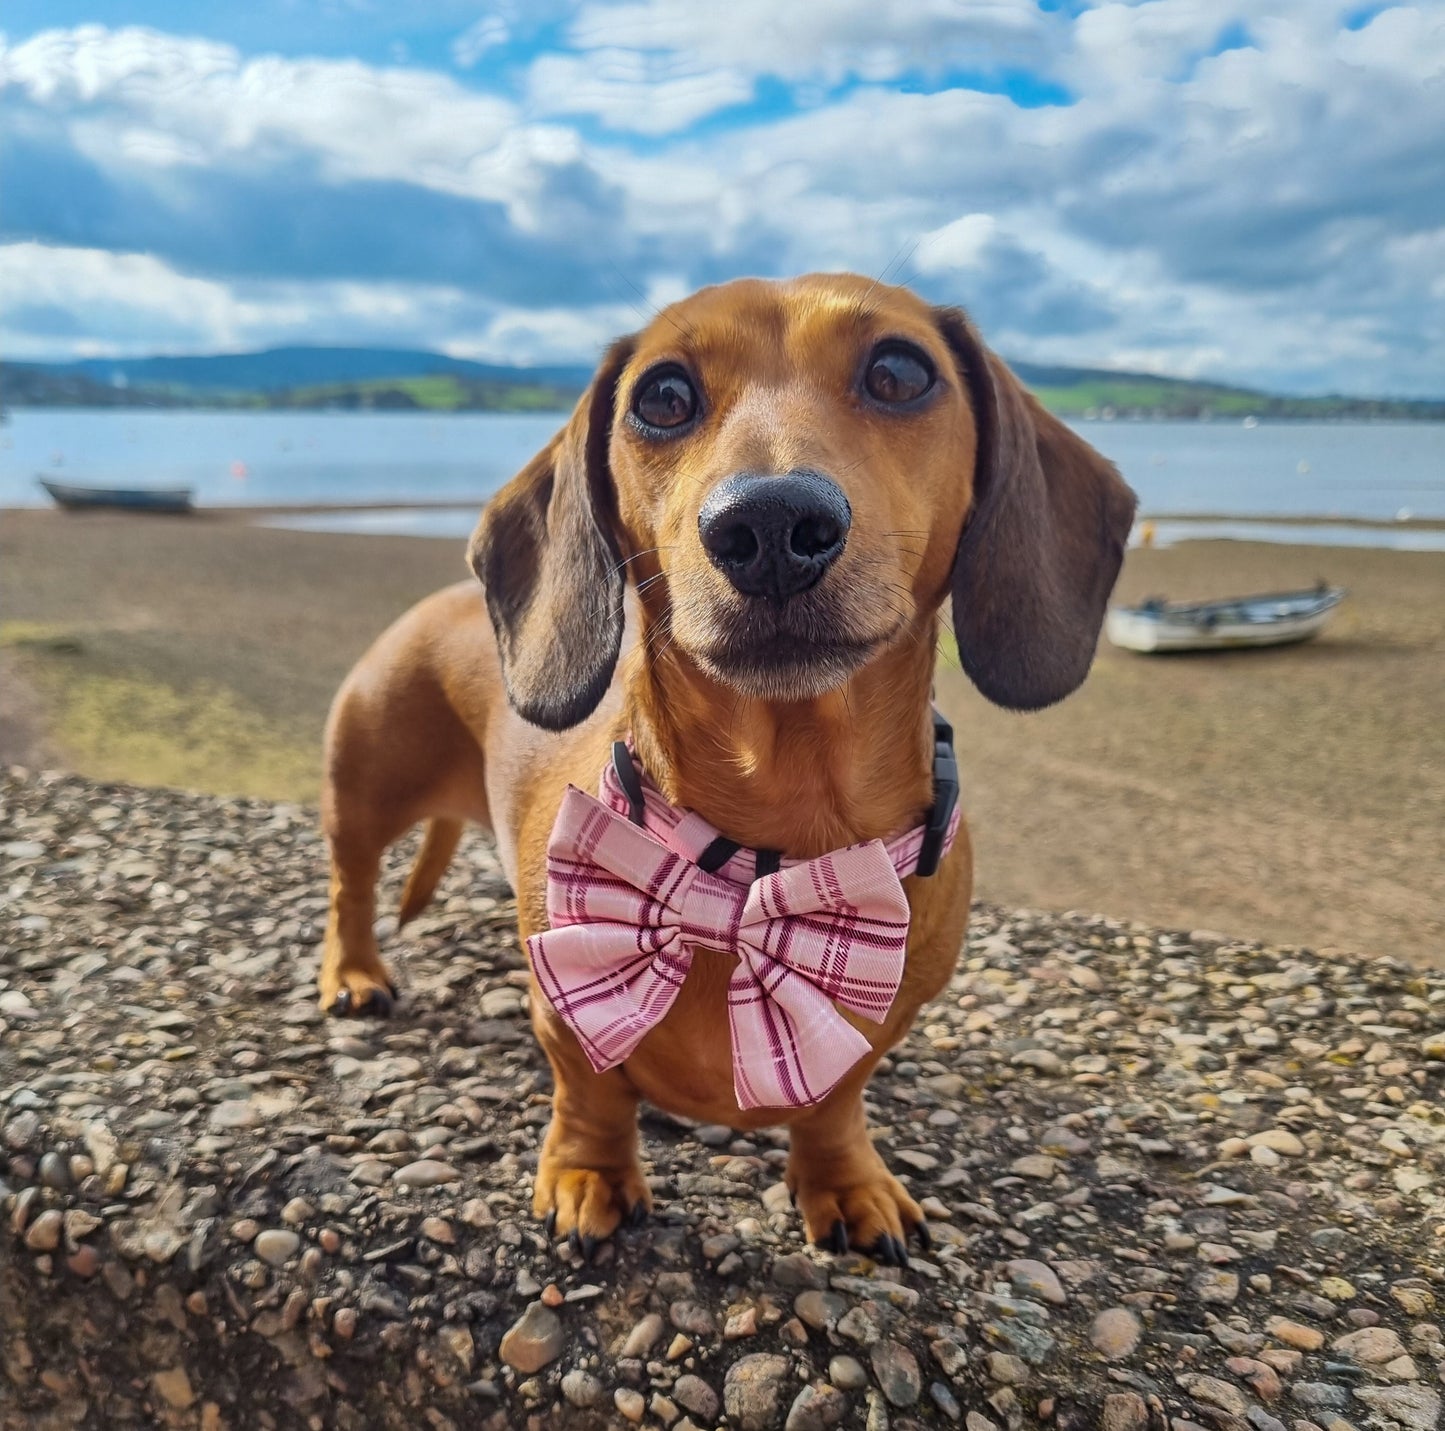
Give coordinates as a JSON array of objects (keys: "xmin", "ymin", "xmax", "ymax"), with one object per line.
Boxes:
[{"xmin": 320, "ymin": 274, "xmax": 1135, "ymax": 1257}]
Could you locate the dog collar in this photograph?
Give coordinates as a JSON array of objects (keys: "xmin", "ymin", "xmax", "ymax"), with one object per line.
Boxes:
[{"xmin": 605, "ymin": 709, "xmax": 961, "ymax": 883}]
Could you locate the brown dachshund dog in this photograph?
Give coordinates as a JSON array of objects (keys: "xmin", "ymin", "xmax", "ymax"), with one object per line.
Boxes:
[{"xmin": 319, "ymin": 274, "xmax": 1135, "ymax": 1260}]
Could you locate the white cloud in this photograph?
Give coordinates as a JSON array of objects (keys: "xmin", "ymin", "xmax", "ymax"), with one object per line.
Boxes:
[
  {"xmin": 915, "ymin": 215, "xmax": 1002, "ymax": 274},
  {"xmin": 564, "ymin": 0, "xmax": 1053, "ymax": 87},
  {"xmin": 526, "ymin": 50, "xmax": 753, "ymax": 133},
  {"xmin": 0, "ymin": 26, "xmax": 576, "ymax": 220},
  {"xmin": 0, "ymin": 241, "xmax": 640, "ymax": 366},
  {"xmin": 452, "ymin": 15, "xmax": 509, "ymax": 69}
]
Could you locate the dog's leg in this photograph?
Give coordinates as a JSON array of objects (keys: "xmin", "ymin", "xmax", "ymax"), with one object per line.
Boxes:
[
  {"xmin": 785, "ymin": 1074, "xmax": 926, "ymax": 1267},
  {"xmin": 532, "ymin": 1028, "xmax": 652, "ymax": 1252},
  {"xmin": 318, "ymin": 829, "xmax": 398, "ymax": 1017}
]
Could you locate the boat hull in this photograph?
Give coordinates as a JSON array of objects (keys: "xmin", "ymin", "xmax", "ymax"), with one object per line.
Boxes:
[
  {"xmin": 38, "ymin": 479, "xmax": 195, "ymax": 515},
  {"xmin": 1106, "ymin": 587, "xmax": 1345, "ymax": 653}
]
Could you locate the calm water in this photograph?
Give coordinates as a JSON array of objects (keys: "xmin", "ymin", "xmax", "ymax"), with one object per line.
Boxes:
[{"xmin": 2, "ymin": 410, "xmax": 1443, "ymax": 534}]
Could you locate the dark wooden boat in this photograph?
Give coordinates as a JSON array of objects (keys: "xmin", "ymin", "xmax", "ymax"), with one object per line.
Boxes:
[{"xmin": 38, "ymin": 478, "xmax": 195, "ymax": 515}]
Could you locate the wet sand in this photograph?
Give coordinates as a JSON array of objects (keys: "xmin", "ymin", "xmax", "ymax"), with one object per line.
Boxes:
[{"xmin": 2, "ymin": 506, "xmax": 1441, "ymax": 964}]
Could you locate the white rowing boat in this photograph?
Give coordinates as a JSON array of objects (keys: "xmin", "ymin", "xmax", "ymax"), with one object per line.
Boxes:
[{"xmin": 1106, "ymin": 583, "xmax": 1346, "ymax": 653}]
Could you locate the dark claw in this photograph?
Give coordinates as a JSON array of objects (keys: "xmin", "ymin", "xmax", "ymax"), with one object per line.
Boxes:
[
  {"xmin": 543, "ymin": 1210, "xmax": 557, "ymax": 1238},
  {"xmin": 912, "ymin": 1220, "xmax": 932, "ymax": 1252},
  {"xmin": 331, "ymin": 989, "xmax": 353, "ymax": 1016},
  {"xmin": 580, "ymin": 1234, "xmax": 597, "ymax": 1263},
  {"xmin": 369, "ymin": 988, "xmax": 394, "ymax": 1019},
  {"xmin": 824, "ymin": 1219, "xmax": 849, "ymax": 1255},
  {"xmin": 873, "ymin": 1234, "xmax": 910, "ymax": 1267},
  {"xmin": 789, "ymin": 1187, "xmax": 797, "ymax": 1208},
  {"xmin": 627, "ymin": 1202, "xmax": 649, "ymax": 1228},
  {"xmin": 568, "ymin": 1230, "xmax": 582, "ymax": 1257}
]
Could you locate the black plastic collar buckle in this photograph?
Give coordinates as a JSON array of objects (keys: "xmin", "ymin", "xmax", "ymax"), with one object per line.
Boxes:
[
  {"xmin": 612, "ymin": 741, "xmax": 646, "ymax": 826},
  {"xmin": 914, "ymin": 711, "xmax": 959, "ymax": 879}
]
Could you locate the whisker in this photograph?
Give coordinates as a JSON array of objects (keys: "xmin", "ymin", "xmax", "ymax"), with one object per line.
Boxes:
[{"xmin": 860, "ymin": 235, "xmax": 920, "ymax": 309}]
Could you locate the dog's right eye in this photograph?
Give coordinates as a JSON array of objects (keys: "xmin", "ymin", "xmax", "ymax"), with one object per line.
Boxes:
[{"xmin": 631, "ymin": 367, "xmax": 698, "ymax": 433}]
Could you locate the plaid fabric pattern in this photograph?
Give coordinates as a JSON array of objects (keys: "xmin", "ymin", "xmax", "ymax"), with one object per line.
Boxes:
[{"xmin": 527, "ymin": 753, "xmax": 962, "ymax": 1111}]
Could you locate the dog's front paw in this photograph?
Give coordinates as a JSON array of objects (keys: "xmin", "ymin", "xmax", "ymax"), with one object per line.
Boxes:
[
  {"xmin": 534, "ymin": 1158, "xmax": 652, "ymax": 1256},
  {"xmin": 788, "ymin": 1162, "xmax": 928, "ymax": 1267},
  {"xmin": 318, "ymin": 961, "xmax": 398, "ymax": 1018}
]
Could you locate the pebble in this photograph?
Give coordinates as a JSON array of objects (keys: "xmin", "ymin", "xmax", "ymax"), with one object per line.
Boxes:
[
  {"xmin": 1266, "ymin": 1317, "xmax": 1324, "ymax": 1351},
  {"xmin": 1192, "ymin": 1269, "xmax": 1241, "ymax": 1305},
  {"xmin": 620, "ymin": 1312, "xmax": 665, "ymax": 1357},
  {"xmin": 392, "ymin": 1159, "xmax": 460, "ymax": 1188},
  {"xmin": 1007, "ymin": 1258, "xmax": 1066, "ymax": 1305},
  {"xmin": 785, "ymin": 1384, "xmax": 848, "ymax": 1431},
  {"xmin": 794, "ymin": 1290, "xmax": 846, "ymax": 1330},
  {"xmin": 931, "ymin": 1339, "xmax": 968, "ymax": 1378},
  {"xmin": 724, "ymin": 1354, "xmax": 792, "ymax": 1431},
  {"xmin": 37, "ymin": 1152, "xmax": 68, "ymax": 1190},
  {"xmin": 499, "ymin": 1303, "xmax": 565, "ymax": 1373},
  {"xmin": 152, "ymin": 1367, "xmax": 196, "ymax": 1410},
  {"xmin": 829, "ymin": 1356, "xmax": 869, "ymax": 1391},
  {"xmin": 1293, "ymin": 1382, "xmax": 1351, "ymax": 1412},
  {"xmin": 1010, "ymin": 1048, "xmax": 1063, "ymax": 1075},
  {"xmin": 669, "ymin": 1300, "xmax": 717, "ymax": 1336},
  {"xmin": 613, "ymin": 1387, "xmax": 646, "ymax": 1422},
  {"xmin": 1353, "ymin": 1385, "xmax": 1441, "ymax": 1431},
  {"xmin": 1103, "ymin": 1392, "xmax": 1150, "ymax": 1431},
  {"xmin": 1331, "ymin": 1326, "xmax": 1406, "ymax": 1364},
  {"xmin": 1247, "ymin": 1128, "xmax": 1305, "ymax": 1156},
  {"xmin": 1091, "ymin": 1307, "xmax": 1143, "ymax": 1359},
  {"xmin": 673, "ymin": 1374, "xmax": 720, "ymax": 1421},
  {"xmin": 1178, "ymin": 1373, "xmax": 1249, "ymax": 1417},
  {"xmin": 560, "ymin": 1369, "xmax": 603, "ymax": 1409},
  {"xmin": 772, "ymin": 1252, "xmax": 827, "ymax": 1289},
  {"xmin": 253, "ymin": 1230, "xmax": 300, "ymax": 1267},
  {"xmin": 870, "ymin": 1339, "xmax": 922, "ymax": 1408},
  {"xmin": 208, "ymin": 1100, "xmax": 260, "ymax": 1130},
  {"xmin": 23, "ymin": 1209, "xmax": 62, "ymax": 1251}
]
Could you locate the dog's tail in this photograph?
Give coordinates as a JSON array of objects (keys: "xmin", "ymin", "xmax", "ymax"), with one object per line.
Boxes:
[{"xmin": 398, "ymin": 818, "xmax": 464, "ymax": 927}]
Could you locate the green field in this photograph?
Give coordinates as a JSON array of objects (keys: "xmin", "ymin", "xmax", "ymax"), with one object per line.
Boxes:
[{"xmin": 268, "ymin": 374, "xmax": 579, "ymax": 411}]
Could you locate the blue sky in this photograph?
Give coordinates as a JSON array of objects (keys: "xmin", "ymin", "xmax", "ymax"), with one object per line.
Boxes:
[{"xmin": 3, "ymin": 1, "xmax": 1444, "ymax": 394}]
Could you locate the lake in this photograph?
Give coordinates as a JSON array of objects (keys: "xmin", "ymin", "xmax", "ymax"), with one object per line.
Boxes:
[{"xmin": 3, "ymin": 411, "xmax": 1443, "ymax": 544}]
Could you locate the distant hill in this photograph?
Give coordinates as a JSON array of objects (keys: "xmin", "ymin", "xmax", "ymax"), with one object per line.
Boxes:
[
  {"xmin": 30, "ymin": 347, "xmax": 595, "ymax": 394},
  {"xmin": 3, "ymin": 346, "xmax": 1442, "ymax": 420}
]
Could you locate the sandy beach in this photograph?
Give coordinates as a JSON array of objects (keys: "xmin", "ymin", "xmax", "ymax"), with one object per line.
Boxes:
[{"xmin": 2, "ymin": 506, "xmax": 1441, "ymax": 965}]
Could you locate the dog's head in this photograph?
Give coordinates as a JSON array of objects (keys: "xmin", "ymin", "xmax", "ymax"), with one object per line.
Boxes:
[{"xmin": 470, "ymin": 273, "xmax": 1137, "ymax": 730}]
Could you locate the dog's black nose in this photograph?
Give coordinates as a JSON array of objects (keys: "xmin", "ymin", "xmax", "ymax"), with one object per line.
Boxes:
[{"xmin": 698, "ymin": 470, "xmax": 851, "ymax": 600}]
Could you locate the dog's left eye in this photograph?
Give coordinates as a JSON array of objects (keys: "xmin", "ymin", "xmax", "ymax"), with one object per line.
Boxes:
[
  {"xmin": 632, "ymin": 367, "xmax": 698, "ymax": 432},
  {"xmin": 864, "ymin": 343, "xmax": 934, "ymax": 405}
]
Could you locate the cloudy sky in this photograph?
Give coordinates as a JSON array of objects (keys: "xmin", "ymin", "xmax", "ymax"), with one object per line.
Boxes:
[{"xmin": 2, "ymin": 2, "xmax": 1444, "ymax": 395}]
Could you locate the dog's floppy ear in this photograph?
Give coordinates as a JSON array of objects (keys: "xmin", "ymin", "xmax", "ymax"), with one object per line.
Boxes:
[
  {"xmin": 468, "ymin": 337, "xmax": 635, "ymax": 730},
  {"xmin": 936, "ymin": 308, "xmax": 1137, "ymax": 711}
]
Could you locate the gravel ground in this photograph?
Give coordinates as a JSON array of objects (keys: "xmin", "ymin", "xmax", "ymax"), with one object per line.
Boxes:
[{"xmin": 3, "ymin": 767, "xmax": 1443, "ymax": 1431}]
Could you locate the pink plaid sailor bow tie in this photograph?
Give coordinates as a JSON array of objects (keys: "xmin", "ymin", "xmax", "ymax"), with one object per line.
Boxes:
[{"xmin": 526, "ymin": 736, "xmax": 960, "ymax": 1110}]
